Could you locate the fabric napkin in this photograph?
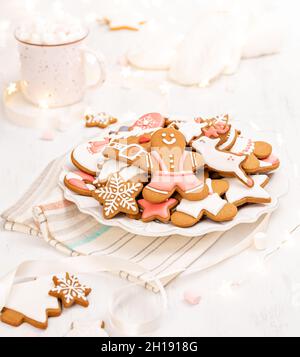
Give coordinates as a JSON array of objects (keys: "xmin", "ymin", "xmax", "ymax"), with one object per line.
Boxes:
[{"xmin": 1, "ymin": 155, "xmax": 224, "ymax": 292}]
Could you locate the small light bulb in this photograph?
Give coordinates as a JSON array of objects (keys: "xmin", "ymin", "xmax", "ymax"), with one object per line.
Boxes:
[
  {"xmin": 39, "ymin": 100, "xmax": 49, "ymax": 110},
  {"xmin": 7, "ymin": 82, "xmax": 18, "ymax": 95}
]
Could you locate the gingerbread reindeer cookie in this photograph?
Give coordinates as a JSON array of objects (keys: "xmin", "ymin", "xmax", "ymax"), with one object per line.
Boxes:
[
  {"xmin": 179, "ymin": 115, "xmax": 279, "ymax": 176},
  {"xmin": 140, "ymin": 128, "xmax": 208, "ymax": 203},
  {"xmin": 171, "ymin": 178, "xmax": 237, "ymax": 228},
  {"xmin": 192, "ymin": 136, "xmax": 254, "ymax": 187},
  {"xmin": 198, "ymin": 116, "xmax": 279, "ymax": 173}
]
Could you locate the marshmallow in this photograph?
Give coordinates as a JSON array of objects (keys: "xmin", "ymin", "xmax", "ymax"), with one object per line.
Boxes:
[
  {"xmin": 16, "ymin": 17, "xmax": 86, "ymax": 45},
  {"xmin": 184, "ymin": 290, "xmax": 201, "ymax": 305}
]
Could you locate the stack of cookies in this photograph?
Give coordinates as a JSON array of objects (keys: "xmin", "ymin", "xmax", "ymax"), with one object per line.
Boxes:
[{"xmin": 64, "ymin": 113, "xmax": 280, "ymax": 228}]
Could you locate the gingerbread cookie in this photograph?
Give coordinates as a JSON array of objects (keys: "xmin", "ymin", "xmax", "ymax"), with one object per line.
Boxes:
[
  {"xmin": 103, "ymin": 133, "xmax": 152, "ymax": 165},
  {"xmin": 85, "ymin": 112, "xmax": 118, "ymax": 129},
  {"xmin": 192, "ymin": 136, "xmax": 254, "ymax": 187},
  {"xmin": 96, "ymin": 159, "xmax": 148, "ymax": 185},
  {"xmin": 71, "ymin": 138, "xmax": 110, "ymax": 176},
  {"xmin": 171, "ymin": 178, "xmax": 237, "ymax": 228},
  {"xmin": 138, "ymin": 198, "xmax": 178, "ymax": 223},
  {"xmin": 101, "ymin": 16, "xmax": 146, "ymax": 31},
  {"xmin": 64, "ymin": 171, "xmax": 96, "ymax": 196},
  {"xmin": 203, "ymin": 117, "xmax": 276, "ymax": 172},
  {"xmin": 225, "ymin": 174, "xmax": 271, "ymax": 206},
  {"xmin": 1, "ymin": 278, "xmax": 61, "ymax": 330},
  {"xmin": 180, "ymin": 116, "xmax": 278, "ymax": 175},
  {"xmin": 130, "ymin": 113, "xmax": 165, "ymax": 131},
  {"xmin": 138, "ymin": 128, "xmax": 209, "ymax": 203},
  {"xmin": 93, "ymin": 173, "xmax": 143, "ymax": 219},
  {"xmin": 49, "ymin": 273, "xmax": 91, "ymax": 308}
]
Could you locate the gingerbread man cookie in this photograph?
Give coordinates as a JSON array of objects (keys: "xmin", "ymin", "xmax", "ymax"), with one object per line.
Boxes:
[
  {"xmin": 138, "ymin": 128, "xmax": 208, "ymax": 203},
  {"xmin": 85, "ymin": 112, "xmax": 118, "ymax": 129},
  {"xmin": 1, "ymin": 278, "xmax": 61, "ymax": 330},
  {"xmin": 49, "ymin": 273, "xmax": 91, "ymax": 308},
  {"xmin": 171, "ymin": 178, "xmax": 237, "ymax": 228},
  {"xmin": 93, "ymin": 173, "xmax": 143, "ymax": 219}
]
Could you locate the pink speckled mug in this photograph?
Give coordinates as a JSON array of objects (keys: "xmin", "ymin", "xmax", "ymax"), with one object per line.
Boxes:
[{"xmin": 15, "ymin": 29, "xmax": 106, "ymax": 108}]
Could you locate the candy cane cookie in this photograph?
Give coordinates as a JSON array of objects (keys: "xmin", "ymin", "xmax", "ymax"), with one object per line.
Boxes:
[{"xmin": 64, "ymin": 171, "xmax": 96, "ymax": 196}]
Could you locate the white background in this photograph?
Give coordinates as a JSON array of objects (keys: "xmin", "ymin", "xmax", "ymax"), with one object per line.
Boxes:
[{"xmin": 0, "ymin": 0, "xmax": 300, "ymax": 337}]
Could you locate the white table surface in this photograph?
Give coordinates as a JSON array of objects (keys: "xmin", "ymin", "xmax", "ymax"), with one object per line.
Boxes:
[{"xmin": 0, "ymin": 0, "xmax": 300, "ymax": 337}]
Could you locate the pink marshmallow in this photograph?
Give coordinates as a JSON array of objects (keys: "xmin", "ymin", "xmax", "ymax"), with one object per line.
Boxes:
[
  {"xmin": 184, "ymin": 290, "xmax": 201, "ymax": 305},
  {"xmin": 40, "ymin": 129, "xmax": 55, "ymax": 141}
]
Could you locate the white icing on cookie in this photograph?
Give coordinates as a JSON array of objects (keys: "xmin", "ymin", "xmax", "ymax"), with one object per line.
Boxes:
[
  {"xmin": 192, "ymin": 136, "xmax": 251, "ymax": 186},
  {"xmin": 4, "ymin": 277, "xmax": 60, "ymax": 323},
  {"xmin": 72, "ymin": 139, "xmax": 108, "ymax": 173},
  {"xmin": 231, "ymin": 136, "xmax": 255, "ymax": 155},
  {"xmin": 162, "ymin": 137, "xmax": 176, "ymax": 145},
  {"xmin": 258, "ymin": 160, "xmax": 273, "ymax": 168},
  {"xmin": 218, "ymin": 126, "xmax": 237, "ymax": 150},
  {"xmin": 176, "ymin": 179, "xmax": 227, "ymax": 218},
  {"xmin": 119, "ymin": 165, "xmax": 147, "ymax": 182},
  {"xmin": 178, "ymin": 122, "xmax": 206, "ymax": 143},
  {"xmin": 97, "ymin": 160, "xmax": 128, "ymax": 183},
  {"xmin": 225, "ymin": 175, "xmax": 270, "ymax": 204},
  {"xmin": 66, "ymin": 172, "xmax": 84, "ymax": 181}
]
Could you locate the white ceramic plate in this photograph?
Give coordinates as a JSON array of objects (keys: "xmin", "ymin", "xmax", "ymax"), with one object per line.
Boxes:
[{"xmin": 59, "ymin": 122, "xmax": 289, "ymax": 237}]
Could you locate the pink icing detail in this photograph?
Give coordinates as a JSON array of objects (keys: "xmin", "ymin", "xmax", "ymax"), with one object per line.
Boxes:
[
  {"xmin": 132, "ymin": 113, "xmax": 165, "ymax": 130},
  {"xmin": 247, "ymin": 178, "xmax": 254, "ymax": 187},
  {"xmin": 66, "ymin": 171, "xmax": 95, "ymax": 192},
  {"xmin": 139, "ymin": 198, "xmax": 177, "ymax": 220},
  {"xmin": 147, "ymin": 151, "xmax": 204, "ymax": 193},
  {"xmin": 148, "ymin": 172, "xmax": 203, "ymax": 193},
  {"xmin": 195, "ymin": 117, "xmax": 230, "ymax": 138},
  {"xmin": 68, "ymin": 179, "xmax": 89, "ymax": 190},
  {"xmin": 203, "ymin": 126, "xmax": 220, "ymax": 138},
  {"xmin": 214, "ymin": 122, "xmax": 230, "ymax": 134},
  {"xmin": 262, "ymin": 154, "xmax": 279, "ymax": 165},
  {"xmin": 72, "ymin": 171, "xmax": 95, "ymax": 182},
  {"xmin": 88, "ymin": 138, "xmax": 110, "ymax": 154}
]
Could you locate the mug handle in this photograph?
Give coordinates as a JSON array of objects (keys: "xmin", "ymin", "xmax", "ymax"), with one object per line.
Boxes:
[{"xmin": 82, "ymin": 48, "xmax": 106, "ymax": 88}]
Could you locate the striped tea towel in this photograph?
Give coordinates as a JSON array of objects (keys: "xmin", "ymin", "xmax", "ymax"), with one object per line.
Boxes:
[{"xmin": 1, "ymin": 155, "xmax": 225, "ymax": 292}]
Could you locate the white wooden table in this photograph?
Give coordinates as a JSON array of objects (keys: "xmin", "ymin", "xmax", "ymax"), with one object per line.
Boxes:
[{"xmin": 0, "ymin": 0, "xmax": 300, "ymax": 337}]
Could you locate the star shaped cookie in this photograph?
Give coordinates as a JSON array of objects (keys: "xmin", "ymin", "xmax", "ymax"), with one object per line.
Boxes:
[
  {"xmin": 49, "ymin": 273, "xmax": 91, "ymax": 308},
  {"xmin": 85, "ymin": 112, "xmax": 118, "ymax": 129},
  {"xmin": 93, "ymin": 173, "xmax": 143, "ymax": 219},
  {"xmin": 225, "ymin": 175, "xmax": 271, "ymax": 206},
  {"xmin": 138, "ymin": 198, "xmax": 178, "ymax": 223}
]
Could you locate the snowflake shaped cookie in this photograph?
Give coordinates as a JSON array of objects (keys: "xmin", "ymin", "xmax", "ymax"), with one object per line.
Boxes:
[
  {"xmin": 49, "ymin": 273, "xmax": 91, "ymax": 308},
  {"xmin": 85, "ymin": 112, "xmax": 118, "ymax": 129},
  {"xmin": 93, "ymin": 173, "xmax": 143, "ymax": 219}
]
